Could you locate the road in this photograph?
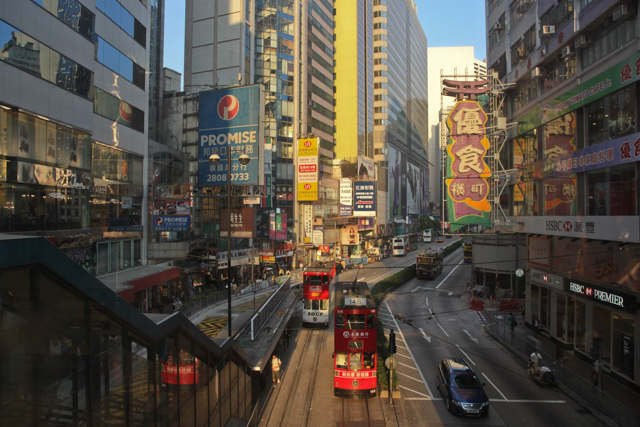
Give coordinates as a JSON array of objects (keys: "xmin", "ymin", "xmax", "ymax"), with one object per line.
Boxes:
[{"xmin": 380, "ymin": 245, "xmax": 602, "ymax": 426}]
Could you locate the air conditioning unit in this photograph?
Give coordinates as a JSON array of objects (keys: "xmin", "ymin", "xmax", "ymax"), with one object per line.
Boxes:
[
  {"xmin": 493, "ymin": 22, "xmax": 503, "ymax": 32},
  {"xmin": 613, "ymin": 4, "xmax": 630, "ymax": 21},
  {"xmin": 562, "ymin": 46, "xmax": 575, "ymax": 57},
  {"xmin": 532, "ymin": 67, "xmax": 543, "ymax": 78},
  {"xmin": 574, "ymin": 35, "xmax": 589, "ymax": 49},
  {"xmin": 542, "ymin": 25, "xmax": 555, "ymax": 35}
]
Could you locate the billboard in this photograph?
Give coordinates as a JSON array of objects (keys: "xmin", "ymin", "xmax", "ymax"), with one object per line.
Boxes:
[
  {"xmin": 388, "ymin": 146, "xmax": 406, "ymax": 219},
  {"xmin": 341, "ymin": 225, "xmax": 359, "ymax": 246},
  {"xmin": 340, "ymin": 178, "xmax": 352, "ymax": 216},
  {"xmin": 297, "ymin": 137, "xmax": 319, "ymax": 201},
  {"xmin": 220, "ymin": 207, "xmax": 255, "ymax": 238},
  {"xmin": 198, "ymin": 86, "xmax": 263, "ymax": 186},
  {"xmin": 406, "ymin": 162, "xmax": 420, "ymax": 215},
  {"xmin": 357, "ymin": 156, "xmax": 375, "ymax": 180},
  {"xmin": 153, "ymin": 216, "xmax": 190, "ymax": 231},
  {"xmin": 354, "ymin": 181, "xmax": 376, "ymax": 217},
  {"xmin": 420, "ymin": 164, "xmax": 430, "ymax": 215},
  {"xmin": 445, "ymin": 99, "xmax": 491, "ymax": 231},
  {"xmin": 270, "ymin": 212, "xmax": 287, "ymax": 240}
]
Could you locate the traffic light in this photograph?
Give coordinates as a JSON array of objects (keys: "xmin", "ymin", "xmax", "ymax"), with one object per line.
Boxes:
[{"xmin": 389, "ymin": 329, "xmax": 397, "ymax": 354}]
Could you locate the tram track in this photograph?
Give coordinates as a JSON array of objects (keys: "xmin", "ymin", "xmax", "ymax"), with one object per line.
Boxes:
[
  {"xmin": 341, "ymin": 398, "xmax": 372, "ymax": 427},
  {"xmin": 260, "ymin": 328, "xmax": 325, "ymax": 427}
]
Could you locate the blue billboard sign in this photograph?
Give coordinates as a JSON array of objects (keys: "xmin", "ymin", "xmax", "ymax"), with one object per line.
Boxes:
[
  {"xmin": 198, "ymin": 86, "xmax": 261, "ymax": 186},
  {"xmin": 353, "ymin": 181, "xmax": 376, "ymax": 217},
  {"xmin": 153, "ymin": 216, "xmax": 190, "ymax": 231}
]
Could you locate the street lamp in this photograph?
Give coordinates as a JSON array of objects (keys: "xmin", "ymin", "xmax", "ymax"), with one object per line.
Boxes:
[{"xmin": 209, "ymin": 149, "xmax": 250, "ymax": 339}]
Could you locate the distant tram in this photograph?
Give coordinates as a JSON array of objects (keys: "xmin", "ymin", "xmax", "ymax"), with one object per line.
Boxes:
[
  {"xmin": 416, "ymin": 248, "xmax": 444, "ymax": 280},
  {"xmin": 334, "ymin": 281, "xmax": 377, "ymax": 399},
  {"xmin": 302, "ymin": 261, "xmax": 337, "ymax": 327}
]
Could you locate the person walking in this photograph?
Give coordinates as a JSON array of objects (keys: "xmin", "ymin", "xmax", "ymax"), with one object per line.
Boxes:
[
  {"xmin": 271, "ymin": 354, "xmax": 282, "ymax": 388},
  {"xmin": 530, "ymin": 350, "xmax": 543, "ymax": 375},
  {"xmin": 533, "ymin": 315, "xmax": 540, "ymax": 336},
  {"xmin": 508, "ymin": 312, "xmax": 517, "ymax": 332}
]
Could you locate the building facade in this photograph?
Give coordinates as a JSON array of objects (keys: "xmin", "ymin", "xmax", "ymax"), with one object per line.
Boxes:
[{"xmin": 487, "ymin": 0, "xmax": 639, "ymax": 386}]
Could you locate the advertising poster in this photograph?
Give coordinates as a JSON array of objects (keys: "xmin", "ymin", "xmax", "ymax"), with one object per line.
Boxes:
[
  {"xmin": 297, "ymin": 137, "xmax": 319, "ymax": 201},
  {"xmin": 357, "ymin": 156, "xmax": 375, "ymax": 180},
  {"xmin": 406, "ymin": 162, "xmax": 420, "ymax": 215},
  {"xmin": 198, "ymin": 86, "xmax": 261, "ymax": 186},
  {"xmin": 313, "ymin": 225, "xmax": 324, "ymax": 246},
  {"xmin": 445, "ymin": 99, "xmax": 492, "ymax": 231},
  {"xmin": 388, "ymin": 147, "xmax": 406, "ymax": 219},
  {"xmin": 270, "ymin": 212, "xmax": 287, "ymax": 240},
  {"xmin": 220, "ymin": 207, "xmax": 255, "ymax": 238},
  {"xmin": 353, "ymin": 181, "xmax": 376, "ymax": 217},
  {"xmin": 341, "ymin": 225, "xmax": 359, "ymax": 246},
  {"xmin": 340, "ymin": 178, "xmax": 352, "ymax": 216},
  {"xmin": 153, "ymin": 216, "xmax": 190, "ymax": 231},
  {"xmin": 420, "ymin": 165, "xmax": 430, "ymax": 215}
]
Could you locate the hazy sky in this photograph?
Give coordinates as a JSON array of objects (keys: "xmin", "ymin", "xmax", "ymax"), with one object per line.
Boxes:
[{"xmin": 162, "ymin": 1, "xmax": 487, "ymax": 86}]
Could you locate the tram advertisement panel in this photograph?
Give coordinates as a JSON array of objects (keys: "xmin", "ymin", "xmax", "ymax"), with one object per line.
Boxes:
[{"xmin": 303, "ymin": 284, "xmax": 328, "ymax": 300}]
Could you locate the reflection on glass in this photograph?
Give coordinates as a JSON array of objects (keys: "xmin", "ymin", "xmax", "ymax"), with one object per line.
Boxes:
[
  {"xmin": 94, "ymin": 89, "xmax": 145, "ymax": 133},
  {"xmin": 587, "ymin": 164, "xmax": 636, "ymax": 216},
  {"xmin": 0, "ymin": 20, "xmax": 94, "ymax": 98},
  {"xmin": 32, "ymin": 0, "xmax": 95, "ymax": 41}
]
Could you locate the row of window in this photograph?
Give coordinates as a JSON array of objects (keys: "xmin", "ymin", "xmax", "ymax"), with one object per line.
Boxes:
[
  {"xmin": 94, "ymin": 89, "xmax": 145, "ymax": 133},
  {"xmin": 32, "ymin": 0, "xmax": 95, "ymax": 42},
  {"xmin": 335, "ymin": 313, "xmax": 377, "ymax": 329},
  {"xmin": 96, "ymin": 0, "xmax": 146, "ymax": 46},
  {"xmin": 97, "ymin": 36, "xmax": 146, "ymax": 89}
]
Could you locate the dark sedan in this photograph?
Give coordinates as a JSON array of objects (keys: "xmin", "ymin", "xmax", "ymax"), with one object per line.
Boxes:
[{"xmin": 436, "ymin": 358, "xmax": 489, "ymax": 417}]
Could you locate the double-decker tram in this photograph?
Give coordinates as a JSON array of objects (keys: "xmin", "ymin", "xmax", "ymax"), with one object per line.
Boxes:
[
  {"xmin": 302, "ymin": 260, "xmax": 337, "ymax": 327},
  {"xmin": 416, "ymin": 247, "xmax": 444, "ymax": 279},
  {"xmin": 334, "ymin": 281, "xmax": 377, "ymax": 398}
]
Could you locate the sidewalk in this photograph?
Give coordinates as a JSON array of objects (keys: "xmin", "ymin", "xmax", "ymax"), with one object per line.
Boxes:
[{"xmin": 485, "ymin": 315, "xmax": 640, "ymax": 427}]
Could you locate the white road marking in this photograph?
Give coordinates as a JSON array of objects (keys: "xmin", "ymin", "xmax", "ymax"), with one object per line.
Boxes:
[
  {"xmin": 456, "ymin": 345, "xmax": 476, "ymax": 366},
  {"xmin": 418, "ymin": 328, "xmax": 431, "ymax": 343},
  {"xmin": 436, "ymin": 260, "xmax": 464, "ymax": 288},
  {"xmin": 397, "ymin": 371, "xmax": 424, "ymax": 383},
  {"xmin": 398, "ymin": 385, "xmax": 431, "ymax": 398},
  {"xmin": 490, "ymin": 399, "xmax": 566, "ymax": 403},
  {"xmin": 393, "ymin": 353, "xmax": 412, "ymax": 360},
  {"xmin": 405, "ymin": 397, "xmax": 434, "ymax": 401},
  {"xmin": 411, "ymin": 285, "xmax": 424, "ymax": 292},
  {"xmin": 397, "ymin": 361, "xmax": 418, "ymax": 371},
  {"xmin": 425, "ymin": 297, "xmax": 429, "ymax": 306},
  {"xmin": 396, "ymin": 344, "xmax": 408, "ymax": 350},
  {"xmin": 482, "ymin": 373, "xmax": 508, "ymax": 401},
  {"xmin": 463, "ymin": 329, "xmax": 479, "ymax": 343},
  {"xmin": 437, "ymin": 323, "xmax": 450, "ymax": 337},
  {"xmin": 385, "ymin": 300, "xmax": 434, "ymax": 398}
]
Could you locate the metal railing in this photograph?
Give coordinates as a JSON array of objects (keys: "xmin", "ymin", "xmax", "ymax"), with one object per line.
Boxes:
[
  {"xmin": 178, "ymin": 290, "xmax": 227, "ymax": 318},
  {"xmin": 487, "ymin": 317, "xmax": 640, "ymax": 427},
  {"xmin": 250, "ymin": 277, "xmax": 292, "ymax": 341}
]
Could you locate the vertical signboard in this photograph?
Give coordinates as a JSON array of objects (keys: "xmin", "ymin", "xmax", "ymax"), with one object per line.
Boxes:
[
  {"xmin": 297, "ymin": 137, "xmax": 319, "ymax": 201},
  {"xmin": 445, "ymin": 99, "xmax": 491, "ymax": 230},
  {"xmin": 198, "ymin": 85, "xmax": 262, "ymax": 186},
  {"xmin": 313, "ymin": 225, "xmax": 324, "ymax": 246},
  {"xmin": 388, "ymin": 147, "xmax": 406, "ymax": 219},
  {"xmin": 270, "ymin": 212, "xmax": 287, "ymax": 240},
  {"xmin": 353, "ymin": 181, "xmax": 376, "ymax": 217},
  {"xmin": 303, "ymin": 204, "xmax": 313, "ymax": 243},
  {"xmin": 340, "ymin": 178, "xmax": 353, "ymax": 216}
]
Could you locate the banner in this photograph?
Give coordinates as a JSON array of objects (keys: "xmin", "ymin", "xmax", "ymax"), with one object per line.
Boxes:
[
  {"xmin": 354, "ymin": 181, "xmax": 376, "ymax": 217},
  {"xmin": 313, "ymin": 225, "xmax": 324, "ymax": 246},
  {"xmin": 303, "ymin": 204, "xmax": 313, "ymax": 243},
  {"xmin": 220, "ymin": 207, "xmax": 255, "ymax": 238},
  {"xmin": 445, "ymin": 99, "xmax": 491, "ymax": 231},
  {"xmin": 269, "ymin": 212, "xmax": 287, "ymax": 240},
  {"xmin": 340, "ymin": 178, "xmax": 352, "ymax": 216},
  {"xmin": 198, "ymin": 85, "xmax": 261, "ymax": 186},
  {"xmin": 297, "ymin": 137, "xmax": 319, "ymax": 201}
]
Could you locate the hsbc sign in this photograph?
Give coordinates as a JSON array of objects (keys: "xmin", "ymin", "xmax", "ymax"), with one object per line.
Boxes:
[
  {"xmin": 530, "ymin": 269, "xmax": 563, "ymax": 290},
  {"xmin": 566, "ymin": 280, "xmax": 637, "ymax": 312},
  {"xmin": 545, "ymin": 220, "xmax": 575, "ymax": 232},
  {"xmin": 505, "ymin": 216, "xmax": 640, "ymax": 243}
]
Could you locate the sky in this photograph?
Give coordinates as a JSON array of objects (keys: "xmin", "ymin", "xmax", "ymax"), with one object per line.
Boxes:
[{"xmin": 162, "ymin": 0, "xmax": 487, "ymax": 87}]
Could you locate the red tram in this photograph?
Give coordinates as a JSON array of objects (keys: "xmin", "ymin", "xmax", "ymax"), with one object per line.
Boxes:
[
  {"xmin": 302, "ymin": 261, "xmax": 337, "ymax": 327},
  {"xmin": 334, "ymin": 281, "xmax": 377, "ymax": 398}
]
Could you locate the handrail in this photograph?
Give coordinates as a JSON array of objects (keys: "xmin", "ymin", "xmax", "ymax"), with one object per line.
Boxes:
[{"xmin": 250, "ymin": 277, "xmax": 291, "ymax": 341}]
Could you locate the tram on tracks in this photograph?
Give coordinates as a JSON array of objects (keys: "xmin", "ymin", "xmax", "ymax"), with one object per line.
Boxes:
[
  {"xmin": 302, "ymin": 260, "xmax": 337, "ymax": 327},
  {"xmin": 334, "ymin": 280, "xmax": 377, "ymax": 398}
]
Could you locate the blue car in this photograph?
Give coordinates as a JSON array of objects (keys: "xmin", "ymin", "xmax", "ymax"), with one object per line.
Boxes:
[{"xmin": 436, "ymin": 358, "xmax": 489, "ymax": 417}]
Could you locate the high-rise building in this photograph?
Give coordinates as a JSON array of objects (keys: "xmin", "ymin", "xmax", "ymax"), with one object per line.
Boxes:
[
  {"xmin": 486, "ymin": 0, "xmax": 640, "ymax": 386},
  {"xmin": 427, "ymin": 47, "xmax": 486, "ymax": 215},
  {"xmin": 0, "ymin": 0, "xmax": 187, "ymax": 309},
  {"xmin": 183, "ymin": 0, "xmax": 337, "ymax": 268},
  {"xmin": 335, "ymin": 0, "xmax": 430, "ymax": 232}
]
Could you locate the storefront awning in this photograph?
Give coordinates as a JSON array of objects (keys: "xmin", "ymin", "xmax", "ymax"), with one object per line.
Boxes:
[{"xmin": 99, "ymin": 265, "xmax": 179, "ymax": 302}]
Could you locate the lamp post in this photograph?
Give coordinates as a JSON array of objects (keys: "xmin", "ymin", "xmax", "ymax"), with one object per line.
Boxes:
[{"xmin": 209, "ymin": 148, "xmax": 250, "ymax": 339}]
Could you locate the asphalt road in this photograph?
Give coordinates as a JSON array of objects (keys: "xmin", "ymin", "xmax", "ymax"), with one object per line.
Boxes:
[{"xmin": 379, "ymin": 245, "xmax": 603, "ymax": 427}]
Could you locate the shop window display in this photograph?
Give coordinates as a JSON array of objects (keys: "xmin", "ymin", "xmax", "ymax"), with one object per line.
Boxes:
[
  {"xmin": 586, "ymin": 86, "xmax": 635, "ymax": 147},
  {"xmin": 587, "ymin": 164, "xmax": 635, "ymax": 216}
]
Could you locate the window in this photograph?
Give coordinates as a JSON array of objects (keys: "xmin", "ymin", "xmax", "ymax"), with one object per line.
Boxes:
[
  {"xmin": 93, "ymin": 89, "xmax": 145, "ymax": 133},
  {"xmin": 612, "ymin": 313, "xmax": 634, "ymax": 379},
  {"xmin": 575, "ymin": 300, "xmax": 586, "ymax": 352},
  {"xmin": 32, "ymin": 0, "xmax": 95, "ymax": 42},
  {"xmin": 96, "ymin": 0, "xmax": 146, "ymax": 46},
  {"xmin": 587, "ymin": 164, "xmax": 636, "ymax": 216},
  {"xmin": 543, "ymin": 56, "xmax": 576, "ymax": 92},
  {"xmin": 348, "ymin": 352, "xmax": 362, "ymax": 370},
  {"xmin": 581, "ymin": 19, "xmax": 635, "ymax": 70},
  {"xmin": 0, "ymin": 20, "xmax": 94, "ymax": 99},
  {"xmin": 367, "ymin": 313, "xmax": 376, "ymax": 329},
  {"xmin": 97, "ymin": 37, "xmax": 146, "ymax": 89},
  {"xmin": 346, "ymin": 314, "xmax": 365, "ymax": 330},
  {"xmin": 586, "ymin": 87, "xmax": 635, "ymax": 146},
  {"xmin": 335, "ymin": 352, "xmax": 347, "ymax": 369},
  {"xmin": 336, "ymin": 312, "xmax": 345, "ymax": 329}
]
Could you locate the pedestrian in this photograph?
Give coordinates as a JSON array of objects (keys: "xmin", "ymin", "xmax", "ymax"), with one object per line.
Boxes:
[
  {"xmin": 533, "ymin": 315, "xmax": 540, "ymax": 336},
  {"xmin": 508, "ymin": 312, "xmax": 517, "ymax": 332},
  {"xmin": 271, "ymin": 354, "xmax": 282, "ymax": 388},
  {"xmin": 530, "ymin": 350, "xmax": 543, "ymax": 375},
  {"xmin": 591, "ymin": 359, "xmax": 600, "ymax": 389},
  {"xmin": 175, "ymin": 298, "xmax": 182, "ymax": 310},
  {"xmin": 556, "ymin": 345, "xmax": 565, "ymax": 366}
]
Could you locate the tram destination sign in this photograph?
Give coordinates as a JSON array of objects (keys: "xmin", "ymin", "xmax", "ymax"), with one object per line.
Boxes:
[{"xmin": 345, "ymin": 296, "xmax": 367, "ymax": 306}]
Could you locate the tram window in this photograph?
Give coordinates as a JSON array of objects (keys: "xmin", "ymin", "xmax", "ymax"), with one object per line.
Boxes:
[
  {"xmin": 349, "ymin": 353, "xmax": 362, "ymax": 370},
  {"xmin": 336, "ymin": 312, "xmax": 345, "ymax": 328},
  {"xmin": 349, "ymin": 341, "xmax": 363, "ymax": 349},
  {"xmin": 336, "ymin": 352, "xmax": 348, "ymax": 369},
  {"xmin": 367, "ymin": 314, "xmax": 376, "ymax": 329},
  {"xmin": 312, "ymin": 300, "xmax": 320, "ymax": 310},
  {"xmin": 347, "ymin": 314, "xmax": 365, "ymax": 330},
  {"xmin": 363, "ymin": 352, "xmax": 375, "ymax": 369},
  {"xmin": 304, "ymin": 299, "xmax": 312, "ymax": 310},
  {"xmin": 321, "ymin": 300, "xmax": 329, "ymax": 310}
]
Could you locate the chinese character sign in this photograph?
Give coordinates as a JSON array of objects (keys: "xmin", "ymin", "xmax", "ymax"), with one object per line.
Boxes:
[
  {"xmin": 297, "ymin": 137, "xmax": 319, "ymax": 201},
  {"xmin": 220, "ymin": 207, "xmax": 255, "ymax": 238},
  {"xmin": 446, "ymin": 100, "xmax": 491, "ymax": 229}
]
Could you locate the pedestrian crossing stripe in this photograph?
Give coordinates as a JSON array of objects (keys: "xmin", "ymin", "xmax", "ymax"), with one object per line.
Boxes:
[{"xmin": 198, "ymin": 316, "xmax": 231, "ymax": 338}]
